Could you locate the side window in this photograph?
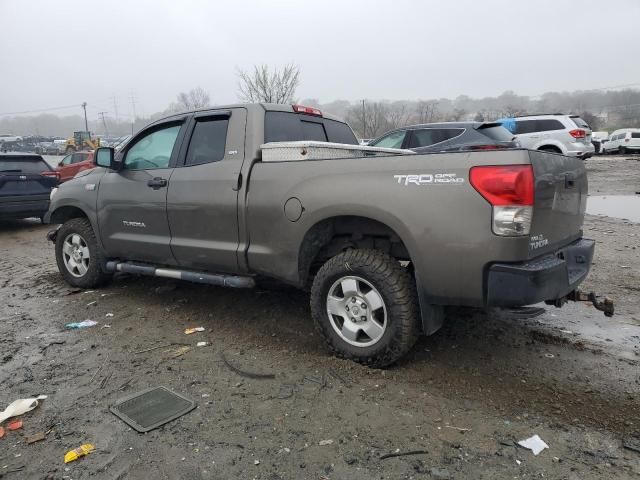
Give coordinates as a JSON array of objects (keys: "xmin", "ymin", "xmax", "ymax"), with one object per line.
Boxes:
[
  {"xmin": 185, "ymin": 118, "xmax": 229, "ymax": 166},
  {"xmin": 60, "ymin": 154, "xmax": 73, "ymax": 166},
  {"xmin": 409, "ymin": 129, "xmax": 465, "ymax": 148},
  {"xmin": 372, "ymin": 130, "xmax": 406, "ymax": 149},
  {"xmin": 535, "ymin": 119, "xmax": 564, "ymax": 132},
  {"xmin": 123, "ymin": 125, "xmax": 181, "ymax": 170},
  {"xmin": 514, "ymin": 120, "xmax": 536, "ymax": 135},
  {"xmin": 71, "ymin": 153, "xmax": 87, "ymax": 164}
]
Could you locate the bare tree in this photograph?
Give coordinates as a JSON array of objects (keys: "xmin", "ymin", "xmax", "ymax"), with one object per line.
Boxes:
[
  {"xmin": 237, "ymin": 64, "xmax": 300, "ymax": 104},
  {"xmin": 168, "ymin": 87, "xmax": 211, "ymax": 112},
  {"xmin": 346, "ymin": 101, "xmax": 390, "ymax": 139},
  {"xmin": 387, "ymin": 102, "xmax": 412, "ymax": 129},
  {"xmin": 415, "ymin": 100, "xmax": 439, "ymax": 123}
]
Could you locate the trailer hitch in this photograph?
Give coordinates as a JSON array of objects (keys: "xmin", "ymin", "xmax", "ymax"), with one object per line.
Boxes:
[{"xmin": 546, "ymin": 290, "xmax": 614, "ymax": 317}]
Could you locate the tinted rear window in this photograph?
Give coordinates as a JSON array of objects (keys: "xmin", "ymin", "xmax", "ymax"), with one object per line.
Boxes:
[
  {"xmin": 535, "ymin": 119, "xmax": 565, "ymax": 132},
  {"xmin": 0, "ymin": 157, "xmax": 51, "ymax": 174},
  {"xmin": 265, "ymin": 112, "xmax": 357, "ymax": 144},
  {"xmin": 477, "ymin": 124, "xmax": 514, "ymax": 141},
  {"xmin": 632, "ymin": 132, "xmax": 640, "ymax": 139},
  {"xmin": 571, "ymin": 116, "xmax": 590, "ymax": 129},
  {"xmin": 408, "ymin": 128, "xmax": 464, "ymax": 148}
]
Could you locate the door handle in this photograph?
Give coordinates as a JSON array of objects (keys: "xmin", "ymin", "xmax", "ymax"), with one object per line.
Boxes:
[{"xmin": 147, "ymin": 177, "xmax": 168, "ymax": 189}]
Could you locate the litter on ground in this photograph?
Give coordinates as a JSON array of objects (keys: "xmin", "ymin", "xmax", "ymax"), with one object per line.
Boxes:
[
  {"xmin": 518, "ymin": 434, "xmax": 549, "ymax": 455},
  {"xmin": 64, "ymin": 444, "xmax": 96, "ymax": 463},
  {"xmin": 0, "ymin": 395, "xmax": 47, "ymax": 423},
  {"xmin": 184, "ymin": 327, "xmax": 205, "ymax": 335},
  {"xmin": 65, "ymin": 320, "xmax": 98, "ymax": 329}
]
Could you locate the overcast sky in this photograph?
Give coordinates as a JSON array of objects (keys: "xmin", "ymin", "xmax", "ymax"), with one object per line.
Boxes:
[{"xmin": 1, "ymin": 0, "xmax": 639, "ymax": 120}]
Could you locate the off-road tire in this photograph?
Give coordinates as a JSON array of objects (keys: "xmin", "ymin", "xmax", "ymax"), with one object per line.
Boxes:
[
  {"xmin": 310, "ymin": 249, "xmax": 420, "ymax": 368},
  {"xmin": 55, "ymin": 218, "xmax": 111, "ymax": 288}
]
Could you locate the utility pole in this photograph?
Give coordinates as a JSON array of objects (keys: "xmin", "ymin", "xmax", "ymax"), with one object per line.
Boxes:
[
  {"xmin": 111, "ymin": 96, "xmax": 119, "ymax": 123},
  {"xmin": 98, "ymin": 111, "xmax": 109, "ymax": 137},
  {"xmin": 361, "ymin": 99, "xmax": 366, "ymax": 139},
  {"xmin": 81, "ymin": 102, "xmax": 88, "ymax": 132},
  {"xmin": 130, "ymin": 93, "xmax": 137, "ymax": 135}
]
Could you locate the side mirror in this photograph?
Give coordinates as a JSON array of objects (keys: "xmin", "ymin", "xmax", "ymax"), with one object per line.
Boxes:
[{"xmin": 95, "ymin": 147, "xmax": 117, "ymax": 169}]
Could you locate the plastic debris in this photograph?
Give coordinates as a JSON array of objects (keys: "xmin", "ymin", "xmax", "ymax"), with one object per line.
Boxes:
[
  {"xmin": 170, "ymin": 346, "xmax": 191, "ymax": 358},
  {"xmin": 0, "ymin": 426, "xmax": 5, "ymax": 438},
  {"xmin": 184, "ymin": 327, "xmax": 205, "ymax": 335},
  {"xmin": 196, "ymin": 341, "xmax": 208, "ymax": 347},
  {"xmin": 0, "ymin": 395, "xmax": 47, "ymax": 423},
  {"xmin": 86, "ymin": 301, "xmax": 97, "ymax": 307},
  {"xmin": 318, "ymin": 439, "xmax": 334, "ymax": 446},
  {"xmin": 105, "ymin": 313, "xmax": 114, "ymax": 317},
  {"xmin": 518, "ymin": 434, "xmax": 549, "ymax": 455},
  {"xmin": 7, "ymin": 420, "xmax": 23, "ymax": 431},
  {"xmin": 64, "ymin": 443, "xmax": 96, "ymax": 463},
  {"xmin": 27, "ymin": 432, "xmax": 46, "ymax": 444},
  {"xmin": 65, "ymin": 320, "xmax": 98, "ymax": 329}
]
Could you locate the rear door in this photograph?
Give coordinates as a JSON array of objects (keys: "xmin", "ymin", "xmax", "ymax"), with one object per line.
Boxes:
[
  {"xmin": 97, "ymin": 120, "xmax": 186, "ymax": 265},
  {"xmin": 167, "ymin": 109, "xmax": 246, "ymax": 273},
  {"xmin": 528, "ymin": 150, "xmax": 587, "ymax": 257}
]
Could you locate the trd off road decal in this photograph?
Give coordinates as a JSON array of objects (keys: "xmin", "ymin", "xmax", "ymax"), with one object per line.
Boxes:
[{"xmin": 393, "ymin": 173, "xmax": 464, "ymax": 186}]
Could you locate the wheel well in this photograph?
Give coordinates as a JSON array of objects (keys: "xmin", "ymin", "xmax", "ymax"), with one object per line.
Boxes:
[
  {"xmin": 298, "ymin": 216, "xmax": 411, "ymax": 287},
  {"xmin": 49, "ymin": 206, "xmax": 88, "ymax": 225},
  {"xmin": 537, "ymin": 145, "xmax": 562, "ymax": 153}
]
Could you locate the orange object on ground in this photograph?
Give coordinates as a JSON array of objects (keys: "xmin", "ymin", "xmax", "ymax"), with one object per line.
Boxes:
[
  {"xmin": 7, "ymin": 420, "xmax": 23, "ymax": 431},
  {"xmin": 64, "ymin": 443, "xmax": 96, "ymax": 463},
  {"xmin": 0, "ymin": 426, "xmax": 5, "ymax": 438}
]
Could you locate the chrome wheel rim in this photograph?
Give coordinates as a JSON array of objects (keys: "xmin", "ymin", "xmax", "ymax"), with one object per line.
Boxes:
[
  {"xmin": 62, "ymin": 233, "xmax": 90, "ymax": 278},
  {"xmin": 326, "ymin": 275, "xmax": 387, "ymax": 347}
]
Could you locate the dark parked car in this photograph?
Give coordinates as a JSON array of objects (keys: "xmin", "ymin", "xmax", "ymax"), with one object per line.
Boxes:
[
  {"xmin": 0, "ymin": 153, "xmax": 59, "ymax": 221},
  {"xmin": 369, "ymin": 122, "xmax": 518, "ymax": 153}
]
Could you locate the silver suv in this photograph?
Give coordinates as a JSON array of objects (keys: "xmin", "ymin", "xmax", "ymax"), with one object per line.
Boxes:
[{"xmin": 497, "ymin": 114, "xmax": 594, "ymax": 159}]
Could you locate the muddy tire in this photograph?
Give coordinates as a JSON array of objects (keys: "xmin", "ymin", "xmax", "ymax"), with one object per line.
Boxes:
[
  {"xmin": 310, "ymin": 249, "xmax": 420, "ymax": 368},
  {"xmin": 55, "ymin": 218, "xmax": 111, "ymax": 288}
]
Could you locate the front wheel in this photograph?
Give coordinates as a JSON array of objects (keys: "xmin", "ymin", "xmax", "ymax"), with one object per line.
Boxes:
[
  {"xmin": 310, "ymin": 249, "xmax": 420, "ymax": 368},
  {"xmin": 55, "ymin": 218, "xmax": 111, "ymax": 288}
]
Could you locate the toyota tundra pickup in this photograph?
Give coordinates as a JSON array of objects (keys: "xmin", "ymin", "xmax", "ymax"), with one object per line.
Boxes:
[{"xmin": 45, "ymin": 103, "xmax": 603, "ymax": 367}]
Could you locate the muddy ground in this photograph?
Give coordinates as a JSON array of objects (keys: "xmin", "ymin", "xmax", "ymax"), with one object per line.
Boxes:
[{"xmin": 1, "ymin": 155, "xmax": 639, "ymax": 479}]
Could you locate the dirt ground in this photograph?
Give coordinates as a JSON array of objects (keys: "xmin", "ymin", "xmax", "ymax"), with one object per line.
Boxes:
[{"xmin": 1, "ymin": 155, "xmax": 640, "ymax": 479}]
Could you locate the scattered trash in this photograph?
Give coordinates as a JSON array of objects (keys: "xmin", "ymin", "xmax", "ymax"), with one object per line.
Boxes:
[
  {"xmin": 518, "ymin": 434, "xmax": 549, "ymax": 455},
  {"xmin": 64, "ymin": 444, "xmax": 96, "ymax": 463},
  {"xmin": 318, "ymin": 439, "xmax": 334, "ymax": 446},
  {"xmin": 111, "ymin": 386, "xmax": 196, "ymax": 433},
  {"xmin": 0, "ymin": 426, "xmax": 5, "ymax": 438},
  {"xmin": 380, "ymin": 449, "xmax": 428, "ymax": 460},
  {"xmin": 621, "ymin": 265, "xmax": 631, "ymax": 269},
  {"xmin": 170, "ymin": 346, "xmax": 191, "ymax": 358},
  {"xmin": 196, "ymin": 341, "xmax": 209, "ymax": 347},
  {"xmin": 0, "ymin": 395, "xmax": 47, "ymax": 423},
  {"xmin": 65, "ymin": 320, "xmax": 98, "ymax": 329},
  {"xmin": 86, "ymin": 301, "xmax": 97, "ymax": 307},
  {"xmin": 105, "ymin": 313, "xmax": 114, "ymax": 317},
  {"xmin": 184, "ymin": 327, "xmax": 205, "ymax": 335},
  {"xmin": 254, "ymin": 459, "xmax": 260, "ymax": 465},
  {"xmin": 444, "ymin": 425, "xmax": 471, "ymax": 432},
  {"xmin": 544, "ymin": 353, "xmax": 555, "ymax": 358},
  {"xmin": 134, "ymin": 343, "xmax": 176, "ymax": 354},
  {"xmin": 26, "ymin": 432, "xmax": 46, "ymax": 444},
  {"xmin": 516, "ymin": 459, "xmax": 521, "ymax": 465},
  {"xmin": 101, "ymin": 324, "xmax": 111, "ymax": 329},
  {"xmin": 7, "ymin": 420, "xmax": 22, "ymax": 431},
  {"xmin": 221, "ymin": 352, "xmax": 275, "ymax": 379}
]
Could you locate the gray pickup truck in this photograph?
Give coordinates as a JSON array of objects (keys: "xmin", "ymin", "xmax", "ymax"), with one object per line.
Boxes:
[{"xmin": 46, "ymin": 103, "xmax": 603, "ymax": 367}]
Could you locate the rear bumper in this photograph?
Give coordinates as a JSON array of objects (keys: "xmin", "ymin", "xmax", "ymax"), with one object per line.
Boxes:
[
  {"xmin": 486, "ymin": 238, "xmax": 595, "ymax": 307},
  {"xmin": 0, "ymin": 197, "xmax": 49, "ymax": 219}
]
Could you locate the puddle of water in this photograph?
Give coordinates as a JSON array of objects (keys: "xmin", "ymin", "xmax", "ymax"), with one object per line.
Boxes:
[{"xmin": 587, "ymin": 195, "xmax": 640, "ymax": 223}]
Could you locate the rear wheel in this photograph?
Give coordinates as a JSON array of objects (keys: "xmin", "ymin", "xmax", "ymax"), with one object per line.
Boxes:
[
  {"xmin": 537, "ymin": 145, "xmax": 562, "ymax": 154},
  {"xmin": 310, "ymin": 249, "xmax": 420, "ymax": 368},
  {"xmin": 55, "ymin": 218, "xmax": 111, "ymax": 288},
  {"xmin": 619, "ymin": 146, "xmax": 627, "ymax": 155}
]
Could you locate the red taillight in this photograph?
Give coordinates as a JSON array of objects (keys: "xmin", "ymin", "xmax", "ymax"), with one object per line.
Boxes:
[
  {"xmin": 41, "ymin": 171, "xmax": 60, "ymax": 180},
  {"xmin": 292, "ymin": 104, "xmax": 322, "ymax": 117},
  {"xmin": 469, "ymin": 165, "xmax": 534, "ymax": 206},
  {"xmin": 569, "ymin": 129, "xmax": 586, "ymax": 139}
]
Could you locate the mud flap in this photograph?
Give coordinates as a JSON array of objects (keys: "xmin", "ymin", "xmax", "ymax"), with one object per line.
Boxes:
[{"xmin": 416, "ymin": 277, "xmax": 444, "ymax": 335}]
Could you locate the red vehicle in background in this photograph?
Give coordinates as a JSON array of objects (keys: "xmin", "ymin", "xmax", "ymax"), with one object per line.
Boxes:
[{"xmin": 55, "ymin": 151, "xmax": 95, "ymax": 183}]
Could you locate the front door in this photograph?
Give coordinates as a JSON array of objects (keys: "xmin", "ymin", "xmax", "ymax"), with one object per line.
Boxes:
[
  {"xmin": 167, "ymin": 109, "xmax": 246, "ymax": 273},
  {"xmin": 97, "ymin": 121, "xmax": 184, "ymax": 265}
]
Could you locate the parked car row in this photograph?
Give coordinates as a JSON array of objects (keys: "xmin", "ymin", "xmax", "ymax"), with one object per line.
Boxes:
[{"xmin": 601, "ymin": 129, "xmax": 640, "ymax": 154}]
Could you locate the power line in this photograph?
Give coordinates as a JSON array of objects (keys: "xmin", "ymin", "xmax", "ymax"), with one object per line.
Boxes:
[{"xmin": 0, "ymin": 104, "xmax": 81, "ymax": 116}]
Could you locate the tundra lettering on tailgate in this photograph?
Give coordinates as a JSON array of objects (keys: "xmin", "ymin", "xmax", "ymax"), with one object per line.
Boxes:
[{"xmin": 394, "ymin": 173, "xmax": 464, "ymax": 186}]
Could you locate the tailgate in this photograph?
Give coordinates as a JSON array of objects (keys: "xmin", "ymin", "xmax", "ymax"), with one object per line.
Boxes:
[
  {"xmin": 528, "ymin": 151, "xmax": 587, "ymax": 257},
  {"xmin": 0, "ymin": 173, "xmax": 57, "ymax": 197}
]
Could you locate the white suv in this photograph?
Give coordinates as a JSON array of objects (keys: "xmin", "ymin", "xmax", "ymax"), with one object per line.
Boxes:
[
  {"xmin": 602, "ymin": 129, "xmax": 640, "ymax": 154},
  {"xmin": 497, "ymin": 114, "xmax": 595, "ymax": 159}
]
